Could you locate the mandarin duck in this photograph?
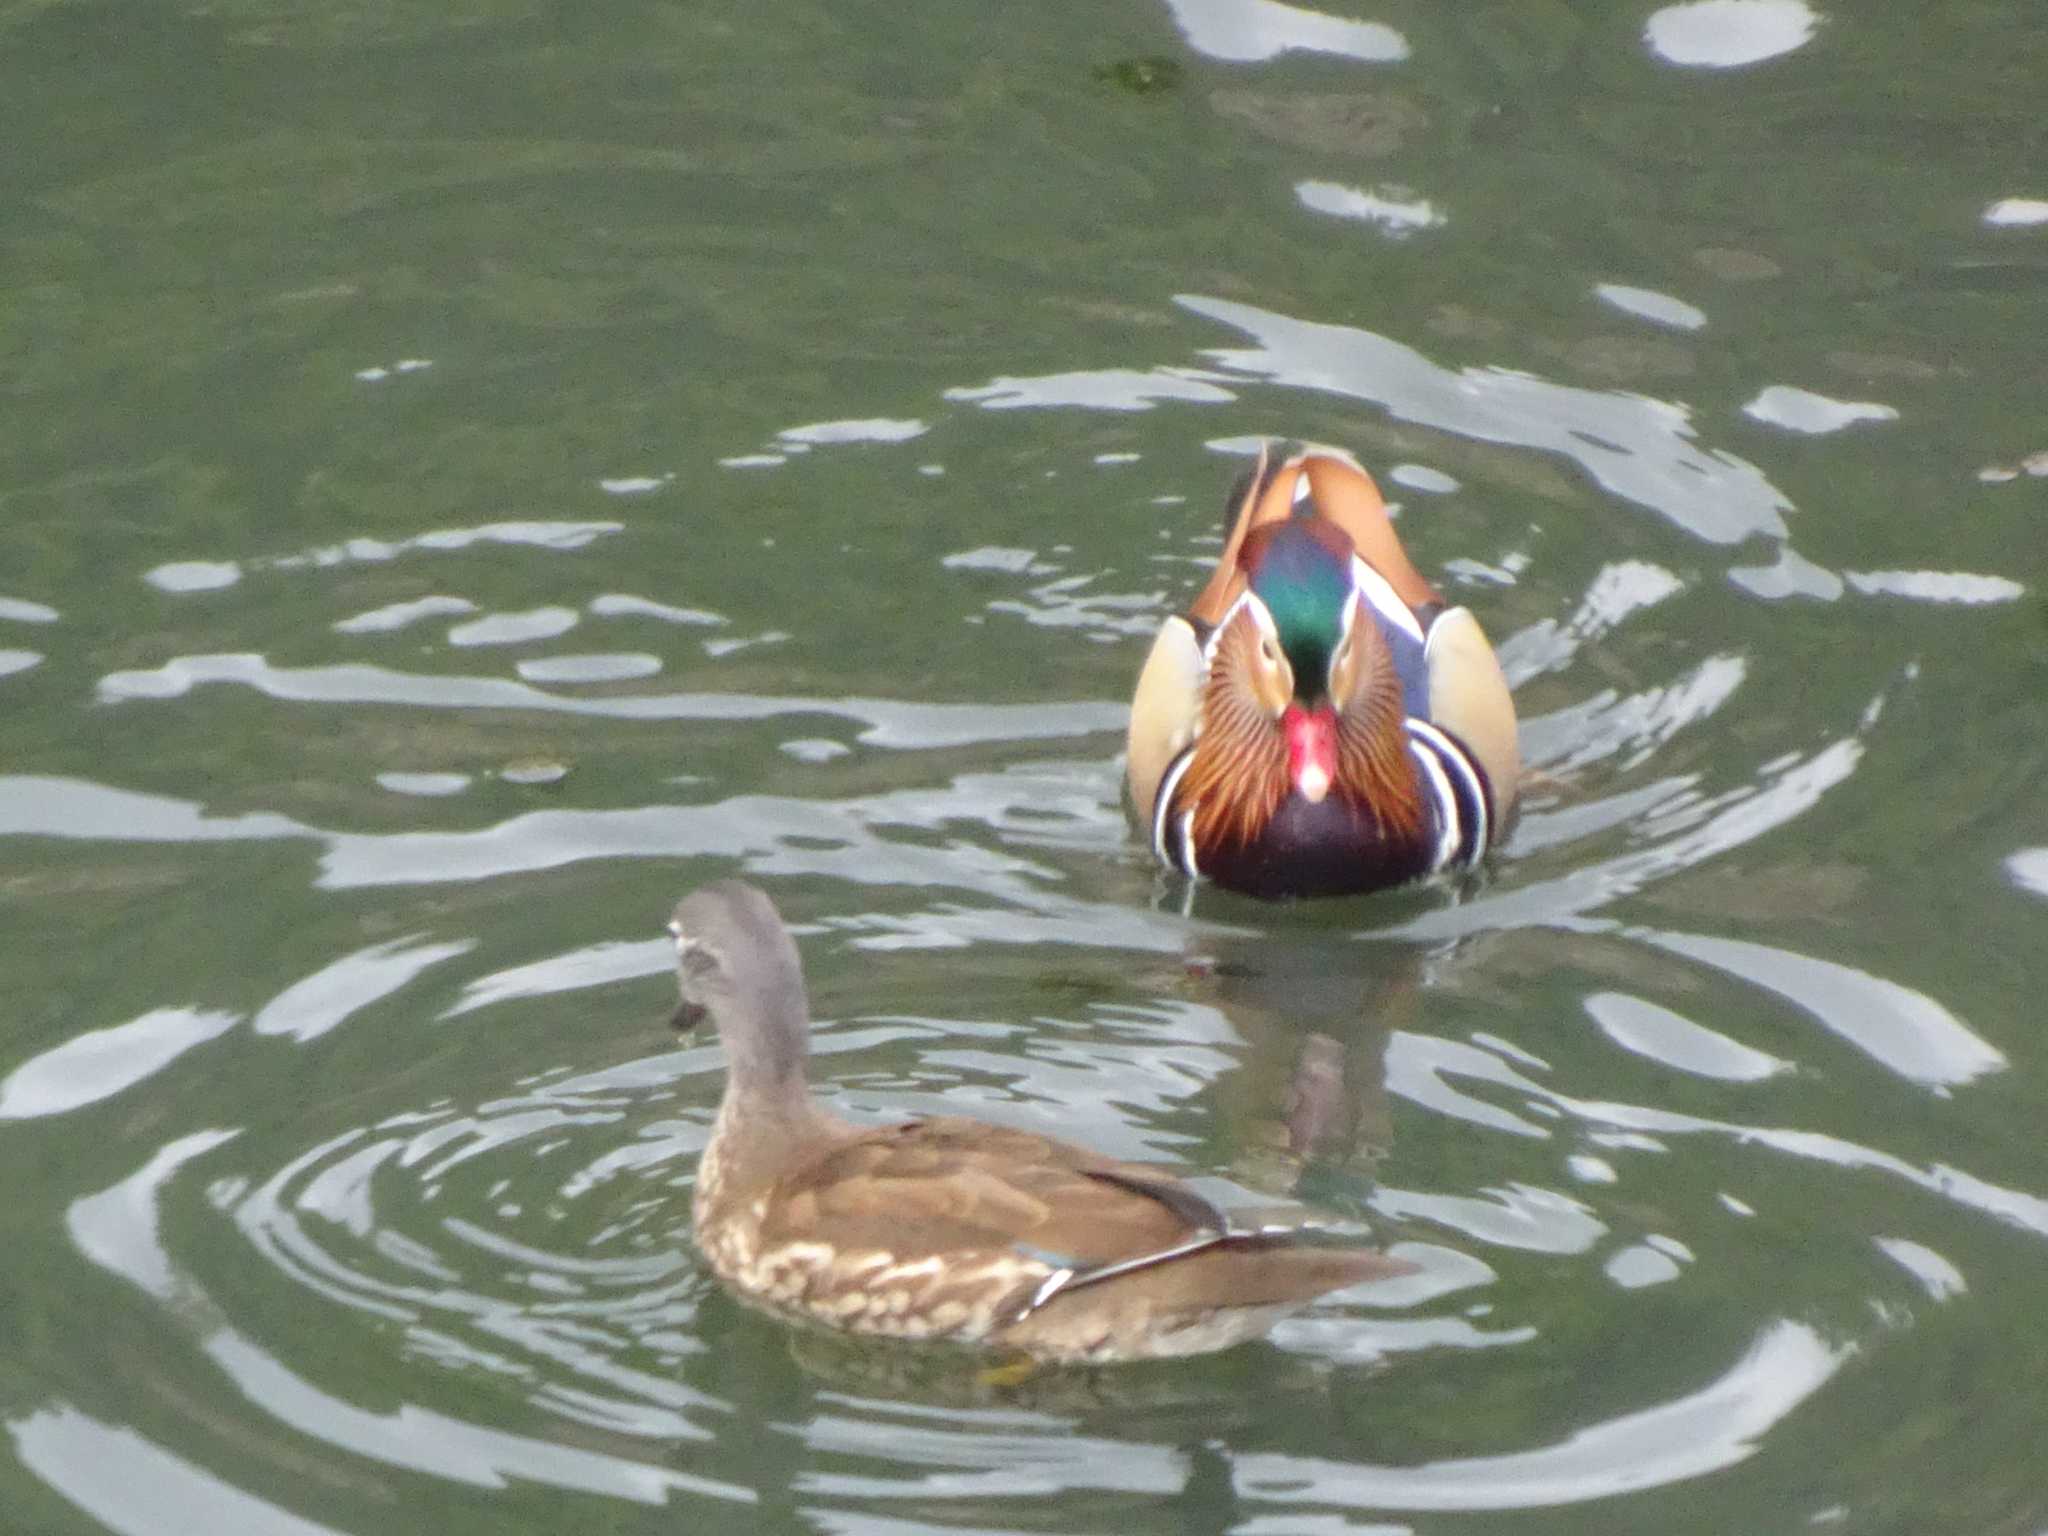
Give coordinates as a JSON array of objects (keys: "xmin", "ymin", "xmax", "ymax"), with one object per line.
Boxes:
[
  {"xmin": 671, "ymin": 880, "xmax": 1410, "ymax": 1364},
  {"xmin": 1127, "ymin": 444, "xmax": 1520, "ymax": 898}
]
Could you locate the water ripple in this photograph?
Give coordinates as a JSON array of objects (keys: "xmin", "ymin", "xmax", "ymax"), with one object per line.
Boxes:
[
  {"xmin": 11, "ymin": 1403, "xmax": 354, "ymax": 1536},
  {"xmin": 94, "ymin": 654, "xmax": 1126, "ymax": 750},
  {"xmin": 1162, "ymin": 0, "xmax": 1408, "ymax": 63},
  {"xmin": 0, "ymin": 1008, "xmax": 240, "ymax": 1122},
  {"xmin": 64, "ymin": 1101, "xmax": 755, "ymax": 1508},
  {"xmin": 1178, "ymin": 295, "xmax": 1790, "ymax": 546},
  {"xmin": 1233, "ymin": 1321, "xmax": 1844, "ymax": 1510}
]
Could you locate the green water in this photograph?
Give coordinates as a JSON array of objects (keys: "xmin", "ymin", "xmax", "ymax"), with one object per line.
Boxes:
[{"xmin": 4, "ymin": 0, "xmax": 2047, "ymax": 1530}]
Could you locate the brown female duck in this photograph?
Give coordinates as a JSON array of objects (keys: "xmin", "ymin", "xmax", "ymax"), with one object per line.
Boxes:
[
  {"xmin": 671, "ymin": 880, "xmax": 1410, "ymax": 1363},
  {"xmin": 1127, "ymin": 444, "xmax": 1520, "ymax": 898}
]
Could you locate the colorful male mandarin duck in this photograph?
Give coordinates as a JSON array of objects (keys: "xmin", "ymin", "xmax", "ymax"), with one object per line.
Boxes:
[
  {"xmin": 1127, "ymin": 445, "xmax": 1519, "ymax": 898},
  {"xmin": 672, "ymin": 880, "xmax": 1410, "ymax": 1364}
]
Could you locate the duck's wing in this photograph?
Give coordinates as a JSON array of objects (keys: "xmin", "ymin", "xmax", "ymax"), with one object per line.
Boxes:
[
  {"xmin": 1424, "ymin": 606, "xmax": 1520, "ymax": 827},
  {"xmin": 758, "ymin": 1118, "xmax": 1208, "ymax": 1269},
  {"xmin": 1126, "ymin": 612, "xmax": 1206, "ymax": 832},
  {"xmin": 759, "ymin": 1120, "xmax": 1410, "ymax": 1346},
  {"xmin": 1299, "ymin": 450, "xmax": 1441, "ymax": 611},
  {"xmin": 1189, "ymin": 440, "xmax": 1302, "ymax": 628}
]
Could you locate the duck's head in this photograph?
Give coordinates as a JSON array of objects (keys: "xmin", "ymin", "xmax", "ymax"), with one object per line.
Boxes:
[
  {"xmin": 667, "ymin": 880, "xmax": 810, "ymax": 1089},
  {"xmin": 1237, "ymin": 514, "xmax": 1385, "ymax": 804}
]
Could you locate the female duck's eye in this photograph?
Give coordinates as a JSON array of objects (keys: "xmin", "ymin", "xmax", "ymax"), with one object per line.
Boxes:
[{"xmin": 1260, "ymin": 638, "xmax": 1280, "ymax": 666}]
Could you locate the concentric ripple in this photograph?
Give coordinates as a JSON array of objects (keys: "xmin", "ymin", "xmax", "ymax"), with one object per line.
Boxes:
[{"xmin": 9, "ymin": 393, "xmax": 2040, "ymax": 1528}]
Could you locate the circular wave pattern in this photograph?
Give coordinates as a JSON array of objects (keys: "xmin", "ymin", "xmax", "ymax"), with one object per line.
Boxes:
[{"xmin": 13, "ymin": 391, "xmax": 2039, "ymax": 1529}]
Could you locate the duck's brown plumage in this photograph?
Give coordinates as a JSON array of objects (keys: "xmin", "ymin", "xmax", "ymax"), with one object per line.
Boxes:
[
  {"xmin": 673, "ymin": 880, "xmax": 1410, "ymax": 1362},
  {"xmin": 1177, "ymin": 604, "xmax": 1291, "ymax": 856}
]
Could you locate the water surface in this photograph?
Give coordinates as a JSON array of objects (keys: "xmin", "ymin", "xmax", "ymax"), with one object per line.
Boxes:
[{"xmin": 4, "ymin": 1, "xmax": 2047, "ymax": 1531}]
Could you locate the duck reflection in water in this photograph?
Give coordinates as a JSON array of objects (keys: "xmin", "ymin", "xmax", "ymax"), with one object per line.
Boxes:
[{"xmin": 1178, "ymin": 913, "xmax": 1422, "ymax": 1216}]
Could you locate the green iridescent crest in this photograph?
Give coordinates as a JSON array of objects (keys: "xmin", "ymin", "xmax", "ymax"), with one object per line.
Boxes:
[{"xmin": 1246, "ymin": 519, "xmax": 1353, "ymax": 699}]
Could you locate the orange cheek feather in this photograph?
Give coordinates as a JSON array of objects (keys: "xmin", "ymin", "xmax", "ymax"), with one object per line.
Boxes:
[{"xmin": 1282, "ymin": 703, "xmax": 1338, "ymax": 803}]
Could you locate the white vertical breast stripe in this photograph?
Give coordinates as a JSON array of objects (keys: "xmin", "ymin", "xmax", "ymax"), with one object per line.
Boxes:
[
  {"xmin": 1408, "ymin": 739, "xmax": 1461, "ymax": 871},
  {"xmin": 1152, "ymin": 749, "xmax": 1195, "ymax": 869},
  {"xmin": 1407, "ymin": 719, "xmax": 1490, "ymax": 867}
]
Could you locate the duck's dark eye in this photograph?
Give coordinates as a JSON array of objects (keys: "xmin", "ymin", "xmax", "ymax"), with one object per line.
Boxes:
[{"xmin": 682, "ymin": 945, "xmax": 722, "ymax": 983}]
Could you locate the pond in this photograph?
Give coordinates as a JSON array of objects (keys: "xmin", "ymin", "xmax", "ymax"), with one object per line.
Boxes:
[{"xmin": 3, "ymin": 0, "xmax": 2046, "ymax": 1531}]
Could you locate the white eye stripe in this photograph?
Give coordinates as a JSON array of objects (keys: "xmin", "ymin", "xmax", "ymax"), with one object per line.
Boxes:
[{"xmin": 1204, "ymin": 591, "xmax": 1279, "ymax": 662}]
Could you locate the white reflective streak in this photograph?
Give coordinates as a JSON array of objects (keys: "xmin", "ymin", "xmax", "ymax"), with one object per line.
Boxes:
[
  {"xmin": 1844, "ymin": 569, "xmax": 2023, "ymax": 605},
  {"xmin": 1162, "ymin": 0, "xmax": 1407, "ymax": 63},
  {"xmin": 2010, "ymin": 849, "xmax": 2048, "ymax": 899},
  {"xmin": 0, "ymin": 1007, "xmax": 239, "ymax": 1121},
  {"xmin": 1635, "ymin": 928, "xmax": 2005, "ymax": 1090},
  {"xmin": 948, "ymin": 367, "xmax": 1236, "ymax": 412},
  {"xmin": 1743, "ymin": 384, "xmax": 1897, "ymax": 434},
  {"xmin": 65, "ymin": 1137, "xmax": 749, "ymax": 1505},
  {"xmin": 1645, "ymin": 1, "xmax": 1819, "ymax": 68},
  {"xmin": 93, "ymin": 654, "xmax": 1127, "ymax": 749},
  {"xmin": 11, "ymin": 1404, "xmax": 349, "ymax": 1536},
  {"xmin": 1399, "ymin": 733, "xmax": 1860, "ymax": 937},
  {"xmin": 1297, "ymin": 180, "xmax": 1444, "ymax": 236},
  {"xmin": 1240, "ymin": 1321, "xmax": 1844, "ymax": 1509},
  {"xmin": 1179, "ymin": 296, "xmax": 1789, "ymax": 546},
  {"xmin": 253, "ymin": 936, "xmax": 475, "ymax": 1042}
]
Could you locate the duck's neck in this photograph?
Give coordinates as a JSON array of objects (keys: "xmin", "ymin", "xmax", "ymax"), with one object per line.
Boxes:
[{"xmin": 696, "ymin": 1073, "xmax": 848, "ymax": 1221}]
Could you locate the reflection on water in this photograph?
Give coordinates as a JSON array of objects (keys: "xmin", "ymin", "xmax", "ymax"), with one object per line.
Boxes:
[
  {"xmin": 1180, "ymin": 296, "xmax": 1787, "ymax": 545},
  {"xmin": 0, "ymin": 1009, "xmax": 240, "ymax": 1122},
  {"xmin": 7, "ymin": 385, "xmax": 2037, "ymax": 1530},
  {"xmin": 12, "ymin": 1402, "xmax": 359, "ymax": 1536},
  {"xmin": 92, "ymin": 655, "xmax": 1128, "ymax": 749},
  {"xmin": 8, "ymin": 369, "xmax": 2035, "ymax": 1520},
  {"xmin": 143, "ymin": 520, "xmax": 625, "ymax": 595},
  {"xmin": 4, "ymin": 0, "xmax": 2046, "ymax": 1529},
  {"xmin": 1296, "ymin": 179, "xmax": 1445, "ymax": 237},
  {"xmin": 1162, "ymin": 0, "xmax": 1408, "ymax": 65},
  {"xmin": 1741, "ymin": 383, "xmax": 1898, "ymax": 434},
  {"xmin": 948, "ymin": 300, "xmax": 2028, "ymax": 625},
  {"xmin": 64, "ymin": 1125, "xmax": 749, "ymax": 1508},
  {"xmin": 1643, "ymin": 0, "xmax": 1820, "ymax": 69},
  {"xmin": 32, "ymin": 894, "xmax": 1929, "ymax": 1524},
  {"xmin": 1235, "ymin": 1320, "xmax": 1843, "ymax": 1511}
]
